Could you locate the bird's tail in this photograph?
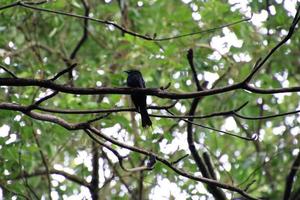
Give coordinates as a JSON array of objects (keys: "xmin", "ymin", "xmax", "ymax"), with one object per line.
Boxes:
[{"xmin": 140, "ymin": 107, "xmax": 152, "ymax": 128}]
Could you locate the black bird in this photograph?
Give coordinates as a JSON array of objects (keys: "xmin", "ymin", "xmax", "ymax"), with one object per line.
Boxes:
[{"xmin": 125, "ymin": 70, "xmax": 152, "ymax": 127}]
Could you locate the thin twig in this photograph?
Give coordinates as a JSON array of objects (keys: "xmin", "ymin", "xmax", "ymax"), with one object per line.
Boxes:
[
  {"xmin": 86, "ymin": 113, "xmax": 110, "ymax": 124},
  {"xmin": 18, "ymin": 145, "xmax": 40, "ymax": 200},
  {"xmin": 50, "ymin": 63, "xmax": 77, "ymax": 81},
  {"xmin": 0, "ymin": 1, "xmax": 250, "ymax": 42},
  {"xmin": 167, "ymin": 109, "xmax": 255, "ymax": 141},
  {"xmin": 234, "ymin": 109, "xmax": 300, "ymax": 120},
  {"xmin": 171, "ymin": 154, "xmax": 189, "ymax": 165},
  {"xmin": 32, "ymin": 129, "xmax": 52, "ymax": 200},
  {"xmin": 4, "ymin": 41, "xmax": 68, "ymax": 61},
  {"xmin": 0, "ymin": 64, "xmax": 18, "ymax": 78},
  {"xmin": 34, "ymin": 101, "xmax": 177, "ymax": 114},
  {"xmin": 243, "ymin": 5, "xmax": 300, "ymax": 83},
  {"xmin": 34, "ymin": 90, "xmax": 58, "ymax": 106},
  {"xmin": 26, "ymin": 90, "xmax": 59, "ymax": 111}
]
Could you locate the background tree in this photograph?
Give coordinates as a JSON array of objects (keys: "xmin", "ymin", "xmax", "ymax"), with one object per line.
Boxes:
[{"xmin": 0, "ymin": 0, "xmax": 300, "ymax": 199}]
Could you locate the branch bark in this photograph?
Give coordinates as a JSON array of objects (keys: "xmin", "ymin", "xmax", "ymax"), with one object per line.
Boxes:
[
  {"xmin": 90, "ymin": 141, "xmax": 99, "ymax": 200},
  {"xmin": 186, "ymin": 49, "xmax": 226, "ymax": 200},
  {"xmin": 7, "ymin": 169, "xmax": 90, "ymax": 188},
  {"xmin": 283, "ymin": 151, "xmax": 300, "ymax": 200}
]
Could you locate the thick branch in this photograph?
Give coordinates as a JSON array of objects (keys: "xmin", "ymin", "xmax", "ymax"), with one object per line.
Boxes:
[
  {"xmin": 87, "ymin": 126, "xmax": 258, "ymax": 200},
  {"xmin": 3, "ymin": 77, "xmax": 300, "ymax": 99},
  {"xmin": 187, "ymin": 49, "xmax": 202, "ymax": 90},
  {"xmin": 187, "ymin": 98, "xmax": 226, "ymax": 200},
  {"xmin": 85, "ymin": 129, "xmax": 155, "ymax": 172},
  {"xmin": 0, "ymin": 102, "xmax": 88, "ymax": 130},
  {"xmin": 203, "ymin": 152, "xmax": 217, "ymax": 180},
  {"xmin": 186, "ymin": 47, "xmax": 226, "ymax": 199},
  {"xmin": 0, "ymin": 102, "xmax": 258, "ymax": 199},
  {"xmin": 90, "ymin": 141, "xmax": 99, "ymax": 200},
  {"xmin": 283, "ymin": 151, "xmax": 300, "ymax": 200}
]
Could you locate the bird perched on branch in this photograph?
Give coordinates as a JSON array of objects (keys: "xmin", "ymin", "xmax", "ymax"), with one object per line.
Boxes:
[{"xmin": 125, "ymin": 69, "xmax": 152, "ymax": 128}]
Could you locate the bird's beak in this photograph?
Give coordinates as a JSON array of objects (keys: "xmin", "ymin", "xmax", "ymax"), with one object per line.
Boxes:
[{"xmin": 124, "ymin": 70, "xmax": 129, "ymax": 74}]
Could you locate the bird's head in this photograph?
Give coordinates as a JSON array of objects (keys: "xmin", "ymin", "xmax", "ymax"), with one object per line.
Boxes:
[{"xmin": 124, "ymin": 69, "xmax": 142, "ymax": 75}]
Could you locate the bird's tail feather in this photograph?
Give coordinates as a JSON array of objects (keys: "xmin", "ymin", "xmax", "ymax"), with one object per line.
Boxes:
[{"xmin": 140, "ymin": 107, "xmax": 152, "ymax": 128}]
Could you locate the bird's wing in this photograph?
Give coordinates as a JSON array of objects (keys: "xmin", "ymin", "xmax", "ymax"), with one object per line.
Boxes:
[{"xmin": 138, "ymin": 76, "xmax": 146, "ymax": 88}]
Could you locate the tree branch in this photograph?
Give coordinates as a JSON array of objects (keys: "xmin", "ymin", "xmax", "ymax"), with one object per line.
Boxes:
[
  {"xmin": 203, "ymin": 152, "xmax": 217, "ymax": 180},
  {"xmin": 50, "ymin": 63, "xmax": 77, "ymax": 81},
  {"xmin": 67, "ymin": 0, "xmax": 90, "ymax": 82},
  {"xmin": 32, "ymin": 129, "xmax": 52, "ymax": 200},
  {"xmin": 69, "ymin": 0, "xmax": 89, "ymax": 59},
  {"xmin": 90, "ymin": 141, "xmax": 99, "ymax": 200},
  {"xmin": 283, "ymin": 150, "xmax": 300, "ymax": 200},
  {"xmin": 167, "ymin": 109, "xmax": 255, "ymax": 141},
  {"xmin": 186, "ymin": 48, "xmax": 226, "ymax": 199},
  {"xmin": 243, "ymin": 5, "xmax": 300, "ymax": 83},
  {"xmin": 0, "ymin": 64, "xmax": 18, "ymax": 78},
  {"xmin": 85, "ymin": 129, "xmax": 155, "ymax": 172},
  {"xmin": 187, "ymin": 49, "xmax": 202, "ymax": 90},
  {"xmin": 0, "ymin": 101, "xmax": 258, "ymax": 199},
  {"xmin": 0, "ymin": 1, "xmax": 250, "ymax": 42},
  {"xmin": 2, "ymin": 76, "xmax": 300, "ymax": 99},
  {"xmin": 35, "ymin": 101, "xmax": 178, "ymax": 114},
  {"xmin": 87, "ymin": 126, "xmax": 258, "ymax": 200},
  {"xmin": 7, "ymin": 169, "xmax": 90, "ymax": 188}
]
